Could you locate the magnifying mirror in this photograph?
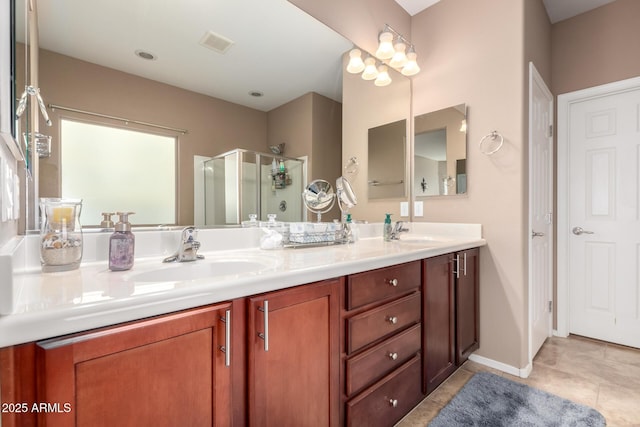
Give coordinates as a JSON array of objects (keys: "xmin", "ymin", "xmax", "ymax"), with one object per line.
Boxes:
[
  {"xmin": 302, "ymin": 179, "xmax": 335, "ymax": 222},
  {"xmin": 336, "ymin": 176, "xmax": 357, "ymax": 214}
]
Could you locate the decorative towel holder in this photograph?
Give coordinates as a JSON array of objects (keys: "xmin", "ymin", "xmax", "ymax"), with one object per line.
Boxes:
[{"xmin": 479, "ymin": 130, "xmax": 504, "ymax": 155}]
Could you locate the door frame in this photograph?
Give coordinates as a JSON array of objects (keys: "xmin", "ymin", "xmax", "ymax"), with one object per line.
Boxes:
[
  {"xmin": 556, "ymin": 75, "xmax": 640, "ymax": 337},
  {"xmin": 528, "ymin": 62, "xmax": 554, "ymax": 364}
]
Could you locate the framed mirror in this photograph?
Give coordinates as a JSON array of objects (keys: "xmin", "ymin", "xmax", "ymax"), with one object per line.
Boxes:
[
  {"xmin": 12, "ymin": 0, "xmax": 353, "ymax": 228},
  {"xmin": 414, "ymin": 104, "xmax": 467, "ymax": 197},
  {"xmin": 0, "ymin": 0, "xmax": 22, "ymax": 161}
]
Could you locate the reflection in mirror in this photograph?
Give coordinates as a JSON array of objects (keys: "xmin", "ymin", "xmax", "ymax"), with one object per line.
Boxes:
[
  {"xmin": 367, "ymin": 119, "xmax": 406, "ymax": 200},
  {"xmin": 13, "ymin": 0, "xmax": 352, "ymax": 229},
  {"xmin": 414, "ymin": 104, "xmax": 467, "ymax": 196},
  {"xmin": 203, "ymin": 149, "xmax": 304, "ymax": 226},
  {"xmin": 302, "ymin": 179, "xmax": 335, "ymax": 222},
  {"xmin": 61, "ymin": 119, "xmax": 176, "ymax": 225}
]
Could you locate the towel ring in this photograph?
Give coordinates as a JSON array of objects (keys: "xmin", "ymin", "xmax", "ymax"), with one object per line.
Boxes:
[{"xmin": 479, "ymin": 131, "xmax": 504, "ymax": 155}]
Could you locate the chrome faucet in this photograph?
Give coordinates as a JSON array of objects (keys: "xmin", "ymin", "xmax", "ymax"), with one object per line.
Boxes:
[
  {"xmin": 390, "ymin": 221, "xmax": 409, "ymax": 240},
  {"xmin": 163, "ymin": 226, "xmax": 204, "ymax": 263}
]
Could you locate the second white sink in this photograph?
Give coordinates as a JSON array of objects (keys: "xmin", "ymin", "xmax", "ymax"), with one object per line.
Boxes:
[{"xmin": 129, "ymin": 256, "xmax": 278, "ymax": 283}]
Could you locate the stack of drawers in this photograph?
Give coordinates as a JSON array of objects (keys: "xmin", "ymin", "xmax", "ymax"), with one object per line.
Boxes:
[{"xmin": 342, "ymin": 261, "xmax": 424, "ymax": 426}]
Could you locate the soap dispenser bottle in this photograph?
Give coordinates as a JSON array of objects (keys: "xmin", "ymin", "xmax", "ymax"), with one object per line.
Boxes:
[
  {"xmin": 383, "ymin": 213, "xmax": 392, "ymax": 242},
  {"xmin": 109, "ymin": 212, "xmax": 135, "ymax": 271}
]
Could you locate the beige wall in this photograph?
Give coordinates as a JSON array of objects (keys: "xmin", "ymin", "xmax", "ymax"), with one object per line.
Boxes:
[
  {"xmin": 298, "ymin": 0, "xmax": 546, "ymax": 369},
  {"xmin": 552, "ymin": 0, "xmax": 640, "ymax": 95},
  {"xmin": 411, "ymin": 0, "xmax": 531, "ymax": 369}
]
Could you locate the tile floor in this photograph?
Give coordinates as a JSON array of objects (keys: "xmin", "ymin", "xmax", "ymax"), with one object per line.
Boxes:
[{"xmin": 397, "ymin": 335, "xmax": 640, "ymax": 427}]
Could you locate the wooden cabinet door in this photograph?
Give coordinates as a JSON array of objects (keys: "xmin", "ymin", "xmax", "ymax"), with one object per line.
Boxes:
[
  {"xmin": 456, "ymin": 248, "xmax": 480, "ymax": 365},
  {"xmin": 248, "ymin": 278, "xmax": 340, "ymax": 427},
  {"xmin": 423, "ymin": 253, "xmax": 456, "ymax": 394},
  {"xmin": 35, "ymin": 303, "xmax": 233, "ymax": 427}
]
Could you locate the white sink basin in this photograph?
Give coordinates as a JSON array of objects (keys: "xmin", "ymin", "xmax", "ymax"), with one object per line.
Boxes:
[{"xmin": 129, "ymin": 256, "xmax": 278, "ymax": 283}]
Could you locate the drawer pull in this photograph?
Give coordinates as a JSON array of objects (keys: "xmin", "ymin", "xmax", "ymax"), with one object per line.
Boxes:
[
  {"xmin": 388, "ymin": 278, "xmax": 398, "ymax": 287},
  {"xmin": 389, "ymin": 399, "xmax": 398, "ymax": 408},
  {"xmin": 387, "ymin": 316, "xmax": 398, "ymax": 324},
  {"xmin": 388, "ymin": 352, "xmax": 398, "ymax": 360}
]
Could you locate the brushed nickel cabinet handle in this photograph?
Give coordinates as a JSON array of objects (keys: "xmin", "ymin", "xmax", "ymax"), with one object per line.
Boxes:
[
  {"xmin": 387, "ymin": 316, "xmax": 398, "ymax": 324},
  {"xmin": 257, "ymin": 300, "xmax": 269, "ymax": 352},
  {"xmin": 219, "ymin": 309, "xmax": 231, "ymax": 367},
  {"xmin": 463, "ymin": 252, "xmax": 467, "ymax": 276},
  {"xmin": 389, "ymin": 399, "xmax": 398, "ymax": 408},
  {"xmin": 388, "ymin": 278, "xmax": 398, "ymax": 287},
  {"xmin": 388, "ymin": 352, "xmax": 398, "ymax": 360}
]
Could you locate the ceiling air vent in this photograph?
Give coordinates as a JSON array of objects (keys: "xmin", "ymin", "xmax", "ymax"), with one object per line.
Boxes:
[{"xmin": 199, "ymin": 30, "xmax": 235, "ymax": 54}]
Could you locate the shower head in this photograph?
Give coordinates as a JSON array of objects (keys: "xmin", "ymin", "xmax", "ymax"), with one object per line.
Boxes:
[{"xmin": 269, "ymin": 143, "xmax": 285, "ymax": 155}]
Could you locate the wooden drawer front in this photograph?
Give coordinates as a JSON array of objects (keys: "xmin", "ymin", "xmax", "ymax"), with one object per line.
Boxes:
[
  {"xmin": 347, "ymin": 261, "xmax": 421, "ymax": 310},
  {"xmin": 346, "ymin": 324, "xmax": 421, "ymax": 396},
  {"xmin": 346, "ymin": 355, "xmax": 423, "ymax": 427},
  {"xmin": 347, "ymin": 292, "xmax": 421, "ymax": 354}
]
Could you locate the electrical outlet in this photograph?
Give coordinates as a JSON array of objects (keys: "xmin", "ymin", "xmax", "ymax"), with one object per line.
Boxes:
[
  {"xmin": 414, "ymin": 201, "xmax": 424, "ymax": 217},
  {"xmin": 400, "ymin": 201, "xmax": 409, "ymax": 217}
]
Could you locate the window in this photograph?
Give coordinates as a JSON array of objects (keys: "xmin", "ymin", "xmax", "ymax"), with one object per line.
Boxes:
[{"xmin": 61, "ymin": 119, "xmax": 176, "ymax": 226}]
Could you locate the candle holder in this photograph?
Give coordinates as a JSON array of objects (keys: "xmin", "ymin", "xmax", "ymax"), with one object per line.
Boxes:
[{"xmin": 39, "ymin": 198, "xmax": 83, "ymax": 272}]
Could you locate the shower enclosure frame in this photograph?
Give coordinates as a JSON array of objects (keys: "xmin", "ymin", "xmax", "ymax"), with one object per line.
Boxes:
[{"xmin": 204, "ymin": 148, "xmax": 306, "ymax": 226}]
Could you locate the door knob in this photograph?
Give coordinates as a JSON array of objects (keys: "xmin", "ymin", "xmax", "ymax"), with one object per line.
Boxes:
[{"xmin": 572, "ymin": 226, "xmax": 594, "ymax": 235}]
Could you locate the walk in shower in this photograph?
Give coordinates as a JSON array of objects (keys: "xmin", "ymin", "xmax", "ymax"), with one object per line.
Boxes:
[{"xmin": 203, "ymin": 149, "xmax": 305, "ymax": 226}]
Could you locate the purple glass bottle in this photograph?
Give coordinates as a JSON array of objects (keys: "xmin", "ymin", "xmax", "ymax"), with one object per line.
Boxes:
[{"xmin": 109, "ymin": 212, "xmax": 135, "ymax": 271}]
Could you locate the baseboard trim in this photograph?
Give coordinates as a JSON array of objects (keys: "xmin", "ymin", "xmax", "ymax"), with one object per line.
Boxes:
[{"xmin": 468, "ymin": 354, "xmax": 532, "ymax": 379}]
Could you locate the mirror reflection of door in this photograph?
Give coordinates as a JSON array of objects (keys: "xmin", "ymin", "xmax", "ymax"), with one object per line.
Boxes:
[
  {"xmin": 414, "ymin": 128, "xmax": 446, "ymax": 196},
  {"xmin": 414, "ymin": 104, "xmax": 467, "ymax": 197}
]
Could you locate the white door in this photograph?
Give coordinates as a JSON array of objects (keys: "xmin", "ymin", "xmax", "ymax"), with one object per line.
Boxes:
[
  {"xmin": 560, "ymin": 78, "xmax": 640, "ymax": 348},
  {"xmin": 529, "ymin": 63, "xmax": 553, "ymax": 361}
]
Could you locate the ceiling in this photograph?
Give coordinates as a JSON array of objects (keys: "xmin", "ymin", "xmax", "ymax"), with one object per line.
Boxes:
[
  {"xmin": 394, "ymin": 0, "xmax": 617, "ymax": 23},
  {"xmin": 20, "ymin": 0, "xmax": 352, "ymax": 112},
  {"xmin": 20, "ymin": 0, "xmax": 618, "ymax": 113}
]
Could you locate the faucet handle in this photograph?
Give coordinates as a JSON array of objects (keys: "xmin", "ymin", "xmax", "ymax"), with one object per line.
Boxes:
[
  {"xmin": 181, "ymin": 226, "xmax": 198, "ymax": 242},
  {"xmin": 394, "ymin": 221, "xmax": 409, "ymax": 232}
]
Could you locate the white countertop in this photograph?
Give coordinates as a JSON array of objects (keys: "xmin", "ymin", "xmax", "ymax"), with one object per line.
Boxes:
[{"xmin": 0, "ymin": 223, "xmax": 484, "ymax": 348}]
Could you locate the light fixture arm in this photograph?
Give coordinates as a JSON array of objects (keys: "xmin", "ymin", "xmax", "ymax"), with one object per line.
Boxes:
[{"xmin": 380, "ymin": 24, "xmax": 416, "ymax": 54}]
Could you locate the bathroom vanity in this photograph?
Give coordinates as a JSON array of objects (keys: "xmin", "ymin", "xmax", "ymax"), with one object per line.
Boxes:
[{"xmin": 0, "ymin": 223, "xmax": 484, "ymax": 426}]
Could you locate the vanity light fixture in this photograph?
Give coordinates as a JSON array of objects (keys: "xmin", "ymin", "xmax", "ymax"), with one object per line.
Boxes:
[
  {"xmin": 375, "ymin": 30, "xmax": 395, "ymax": 59},
  {"xmin": 346, "ymin": 24, "xmax": 420, "ymax": 85},
  {"xmin": 361, "ymin": 57, "xmax": 379, "ymax": 80},
  {"xmin": 346, "ymin": 49, "xmax": 365, "ymax": 73},
  {"xmin": 401, "ymin": 48, "xmax": 421, "ymax": 76},
  {"xmin": 374, "ymin": 65, "xmax": 392, "ymax": 87},
  {"xmin": 389, "ymin": 40, "xmax": 408, "ymax": 68}
]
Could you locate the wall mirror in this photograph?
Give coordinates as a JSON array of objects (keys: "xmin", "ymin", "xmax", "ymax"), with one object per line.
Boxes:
[
  {"xmin": 368, "ymin": 119, "xmax": 406, "ymax": 199},
  {"xmin": 12, "ymin": 0, "xmax": 353, "ymax": 229},
  {"xmin": 414, "ymin": 103, "xmax": 467, "ymax": 197}
]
